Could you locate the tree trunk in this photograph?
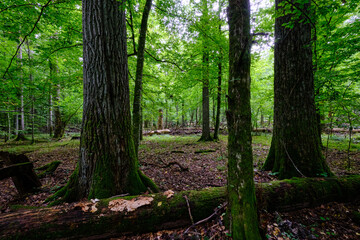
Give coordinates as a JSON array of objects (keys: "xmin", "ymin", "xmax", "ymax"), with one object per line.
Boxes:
[
  {"xmin": 50, "ymin": 60, "xmax": 64, "ymax": 139},
  {"xmin": 7, "ymin": 99, "xmax": 11, "ymax": 142},
  {"xmin": 3, "ymin": 176, "xmax": 360, "ymax": 239},
  {"xmin": 181, "ymin": 101, "xmax": 185, "ymax": 127},
  {"xmin": 133, "ymin": 0, "xmax": 153, "ymax": 155},
  {"xmin": 157, "ymin": 109, "xmax": 163, "ymax": 130},
  {"xmin": 49, "ymin": 0, "xmax": 158, "ymax": 203},
  {"xmin": 15, "ymin": 43, "xmax": 26, "ymax": 141},
  {"xmin": 199, "ymin": 0, "xmax": 212, "ymax": 141},
  {"xmin": 262, "ymin": 0, "xmax": 331, "ymax": 179},
  {"xmin": 213, "ymin": 50, "xmax": 222, "ymax": 140},
  {"xmin": 48, "ymin": 91, "xmax": 53, "ymax": 136},
  {"xmin": 227, "ymin": 0, "xmax": 261, "ymax": 239}
]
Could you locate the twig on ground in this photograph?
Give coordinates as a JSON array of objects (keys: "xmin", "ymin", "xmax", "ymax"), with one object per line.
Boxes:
[
  {"xmin": 184, "ymin": 195, "xmax": 194, "ymax": 225},
  {"xmin": 184, "ymin": 202, "xmax": 227, "ymax": 234}
]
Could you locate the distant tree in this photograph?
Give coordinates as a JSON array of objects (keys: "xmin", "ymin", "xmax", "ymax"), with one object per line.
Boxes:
[
  {"xmin": 227, "ymin": 0, "xmax": 261, "ymax": 239},
  {"xmin": 199, "ymin": 0, "xmax": 212, "ymax": 141},
  {"xmin": 262, "ymin": 0, "xmax": 332, "ymax": 179},
  {"xmin": 49, "ymin": 0, "xmax": 158, "ymax": 203}
]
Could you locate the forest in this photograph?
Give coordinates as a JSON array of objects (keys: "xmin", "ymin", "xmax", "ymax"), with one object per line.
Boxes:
[{"xmin": 0, "ymin": 0, "xmax": 359, "ymax": 239}]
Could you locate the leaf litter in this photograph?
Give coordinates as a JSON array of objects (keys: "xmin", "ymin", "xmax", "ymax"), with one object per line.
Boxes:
[{"xmin": 0, "ymin": 132, "xmax": 359, "ymax": 239}]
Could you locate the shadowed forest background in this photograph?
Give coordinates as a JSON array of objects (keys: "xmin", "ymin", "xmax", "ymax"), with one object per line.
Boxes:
[{"xmin": 0, "ymin": 0, "xmax": 360, "ymax": 239}]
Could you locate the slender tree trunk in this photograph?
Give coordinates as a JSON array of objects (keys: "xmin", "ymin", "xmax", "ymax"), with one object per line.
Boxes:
[
  {"xmin": 227, "ymin": 0, "xmax": 261, "ymax": 239},
  {"xmin": 195, "ymin": 107, "xmax": 198, "ymax": 126},
  {"xmin": 49, "ymin": 91, "xmax": 53, "ymax": 136},
  {"xmin": 199, "ymin": 0, "xmax": 212, "ymax": 141},
  {"xmin": 15, "ymin": 114, "xmax": 19, "ymax": 136},
  {"xmin": 157, "ymin": 109, "xmax": 163, "ymax": 130},
  {"xmin": 49, "ymin": 0, "xmax": 158, "ymax": 203},
  {"xmin": 16, "ymin": 42, "xmax": 26, "ymax": 141},
  {"xmin": 50, "ymin": 60, "xmax": 64, "ymax": 139},
  {"xmin": 263, "ymin": 0, "xmax": 332, "ymax": 179},
  {"xmin": 132, "ymin": 0, "xmax": 153, "ymax": 155},
  {"xmin": 176, "ymin": 103, "xmax": 179, "ymax": 127},
  {"xmin": 181, "ymin": 101, "xmax": 185, "ymax": 127},
  {"xmin": 7, "ymin": 101, "xmax": 11, "ymax": 142},
  {"xmin": 165, "ymin": 99, "xmax": 168, "ymax": 128},
  {"xmin": 27, "ymin": 40, "xmax": 35, "ymax": 144},
  {"xmin": 214, "ymin": 49, "xmax": 222, "ymax": 140}
]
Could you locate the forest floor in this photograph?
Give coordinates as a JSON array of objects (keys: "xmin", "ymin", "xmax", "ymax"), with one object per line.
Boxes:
[{"xmin": 0, "ymin": 131, "xmax": 359, "ymax": 239}]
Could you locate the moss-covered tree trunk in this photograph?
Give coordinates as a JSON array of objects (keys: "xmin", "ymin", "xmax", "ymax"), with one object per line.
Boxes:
[
  {"xmin": 199, "ymin": 0, "xmax": 212, "ymax": 142},
  {"xmin": 262, "ymin": 0, "xmax": 331, "ymax": 179},
  {"xmin": 227, "ymin": 0, "xmax": 261, "ymax": 239},
  {"xmin": 50, "ymin": 0, "xmax": 158, "ymax": 203},
  {"xmin": 133, "ymin": 0, "xmax": 153, "ymax": 155}
]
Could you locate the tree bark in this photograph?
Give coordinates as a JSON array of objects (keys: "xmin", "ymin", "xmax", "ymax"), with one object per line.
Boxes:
[
  {"xmin": 133, "ymin": 0, "xmax": 153, "ymax": 155},
  {"xmin": 2, "ymin": 176, "xmax": 360, "ymax": 239},
  {"xmin": 227, "ymin": 0, "xmax": 261, "ymax": 239},
  {"xmin": 213, "ymin": 50, "xmax": 222, "ymax": 140},
  {"xmin": 262, "ymin": 0, "xmax": 331, "ymax": 179},
  {"xmin": 199, "ymin": 0, "xmax": 212, "ymax": 141},
  {"xmin": 50, "ymin": 60, "xmax": 64, "ymax": 139},
  {"xmin": 15, "ymin": 42, "xmax": 26, "ymax": 141},
  {"xmin": 49, "ymin": 0, "xmax": 158, "ymax": 203}
]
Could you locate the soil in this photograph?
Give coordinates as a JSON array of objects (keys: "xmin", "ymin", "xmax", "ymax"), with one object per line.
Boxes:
[{"xmin": 0, "ymin": 131, "xmax": 359, "ymax": 239}]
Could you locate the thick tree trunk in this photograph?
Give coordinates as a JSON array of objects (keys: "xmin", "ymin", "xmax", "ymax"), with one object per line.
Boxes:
[
  {"xmin": 263, "ymin": 0, "xmax": 331, "ymax": 179},
  {"xmin": 133, "ymin": 0, "xmax": 153, "ymax": 155},
  {"xmin": 227, "ymin": 0, "xmax": 261, "ymax": 239},
  {"xmin": 3, "ymin": 176, "xmax": 360, "ymax": 239},
  {"xmin": 49, "ymin": 0, "xmax": 158, "ymax": 203}
]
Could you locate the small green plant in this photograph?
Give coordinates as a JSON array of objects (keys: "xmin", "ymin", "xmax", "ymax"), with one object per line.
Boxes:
[{"xmin": 216, "ymin": 165, "xmax": 226, "ymax": 171}]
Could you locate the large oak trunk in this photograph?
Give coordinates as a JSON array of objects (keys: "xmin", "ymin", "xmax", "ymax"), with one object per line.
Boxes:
[
  {"xmin": 2, "ymin": 176, "xmax": 360, "ymax": 239},
  {"xmin": 263, "ymin": 0, "xmax": 331, "ymax": 179},
  {"xmin": 49, "ymin": 0, "xmax": 158, "ymax": 203}
]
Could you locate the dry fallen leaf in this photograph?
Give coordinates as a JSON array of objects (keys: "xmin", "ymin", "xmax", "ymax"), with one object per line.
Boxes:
[
  {"xmin": 109, "ymin": 197, "xmax": 153, "ymax": 212},
  {"xmin": 163, "ymin": 190, "xmax": 174, "ymax": 199},
  {"xmin": 74, "ymin": 201, "xmax": 97, "ymax": 213}
]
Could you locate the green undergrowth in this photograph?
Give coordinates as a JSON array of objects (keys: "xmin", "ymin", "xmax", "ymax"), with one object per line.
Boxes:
[
  {"xmin": 1, "ymin": 133, "xmax": 358, "ymax": 156},
  {"xmin": 0, "ymin": 135, "xmax": 79, "ymax": 154},
  {"xmin": 322, "ymin": 134, "xmax": 360, "ymax": 151}
]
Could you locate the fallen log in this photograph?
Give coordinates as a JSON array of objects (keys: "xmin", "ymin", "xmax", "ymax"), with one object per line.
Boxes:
[
  {"xmin": 0, "ymin": 162, "xmax": 34, "ymax": 180},
  {"xmin": 0, "ymin": 151, "xmax": 41, "ymax": 195},
  {"xmin": 1, "ymin": 175, "xmax": 360, "ymax": 240}
]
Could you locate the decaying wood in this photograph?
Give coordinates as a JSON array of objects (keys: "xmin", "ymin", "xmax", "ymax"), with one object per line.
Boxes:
[
  {"xmin": 1, "ymin": 176, "xmax": 360, "ymax": 239},
  {"xmin": 35, "ymin": 161, "xmax": 62, "ymax": 178},
  {"xmin": 0, "ymin": 162, "xmax": 33, "ymax": 180},
  {"xmin": 0, "ymin": 151, "xmax": 41, "ymax": 195},
  {"xmin": 144, "ymin": 129, "xmax": 171, "ymax": 136}
]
